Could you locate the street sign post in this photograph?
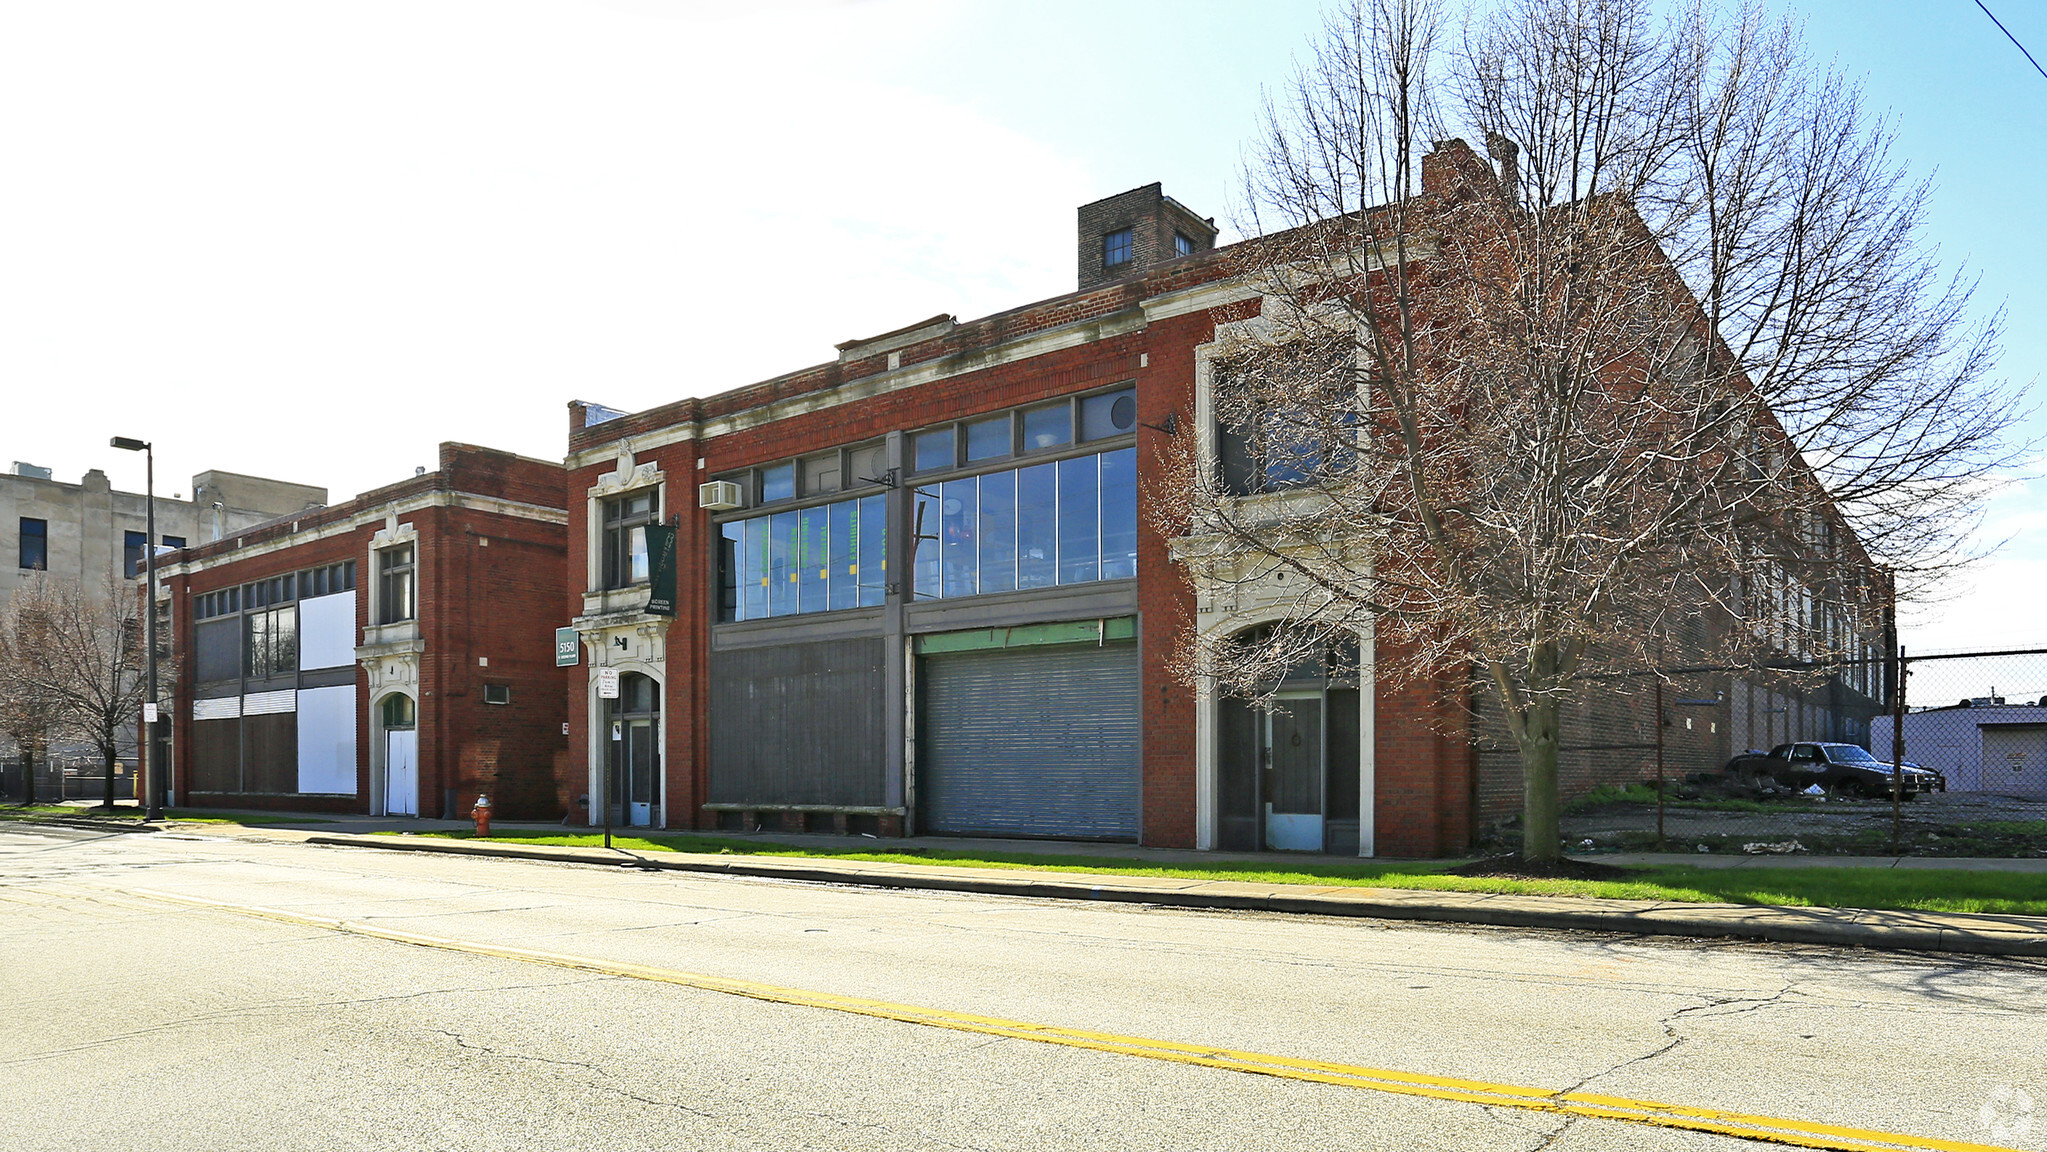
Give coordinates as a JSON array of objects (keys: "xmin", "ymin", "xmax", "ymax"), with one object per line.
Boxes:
[
  {"xmin": 555, "ymin": 627, "xmax": 580, "ymax": 667},
  {"xmin": 596, "ymin": 665, "xmax": 618, "ymax": 849}
]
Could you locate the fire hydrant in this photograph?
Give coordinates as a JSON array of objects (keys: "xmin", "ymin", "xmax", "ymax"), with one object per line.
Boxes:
[{"xmin": 470, "ymin": 794, "xmax": 492, "ymax": 838}]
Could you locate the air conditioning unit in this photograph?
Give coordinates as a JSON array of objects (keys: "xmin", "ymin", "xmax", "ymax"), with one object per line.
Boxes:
[{"xmin": 697, "ymin": 480, "xmax": 745, "ymax": 511}]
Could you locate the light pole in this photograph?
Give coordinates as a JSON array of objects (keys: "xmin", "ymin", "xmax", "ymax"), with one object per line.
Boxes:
[{"xmin": 111, "ymin": 436, "xmax": 163, "ymax": 821}]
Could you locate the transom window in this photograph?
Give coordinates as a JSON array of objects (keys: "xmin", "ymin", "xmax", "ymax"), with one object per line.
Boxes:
[
  {"xmin": 714, "ymin": 442, "xmax": 887, "ymax": 509},
  {"xmin": 912, "ymin": 387, "xmax": 1135, "ymax": 475},
  {"xmin": 377, "ymin": 544, "xmax": 416, "ymax": 624},
  {"xmin": 381, "ymin": 693, "xmax": 416, "ymax": 730},
  {"xmin": 195, "ymin": 561, "xmax": 352, "ymax": 620},
  {"xmin": 601, "ymin": 491, "xmax": 657, "ymax": 589}
]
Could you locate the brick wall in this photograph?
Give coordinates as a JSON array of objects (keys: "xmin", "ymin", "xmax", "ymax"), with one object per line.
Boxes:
[{"xmin": 165, "ymin": 443, "xmax": 569, "ymax": 818}]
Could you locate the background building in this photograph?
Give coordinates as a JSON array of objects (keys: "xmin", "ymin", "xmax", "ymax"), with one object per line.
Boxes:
[
  {"xmin": 160, "ymin": 443, "xmax": 570, "ymax": 817},
  {"xmin": 1873, "ymin": 697, "xmax": 2047, "ymax": 795},
  {"xmin": 3, "ymin": 460, "xmax": 325, "ymax": 606}
]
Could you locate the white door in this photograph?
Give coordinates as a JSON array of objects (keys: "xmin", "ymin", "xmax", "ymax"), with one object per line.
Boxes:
[
  {"xmin": 385, "ymin": 730, "xmax": 418, "ymax": 816},
  {"xmin": 1984, "ymin": 728, "xmax": 2047, "ymax": 798}
]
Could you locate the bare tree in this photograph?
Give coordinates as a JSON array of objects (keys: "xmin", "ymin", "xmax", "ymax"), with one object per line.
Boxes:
[
  {"xmin": 1168, "ymin": 0, "xmax": 2023, "ymax": 862},
  {"xmin": 4, "ymin": 574, "xmax": 156, "ymax": 809},
  {"xmin": 0, "ymin": 579, "xmax": 66, "ymax": 805}
]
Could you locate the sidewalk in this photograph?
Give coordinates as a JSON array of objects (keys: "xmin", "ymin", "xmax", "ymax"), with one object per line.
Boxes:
[{"xmin": 20, "ymin": 807, "xmax": 2047, "ymax": 957}]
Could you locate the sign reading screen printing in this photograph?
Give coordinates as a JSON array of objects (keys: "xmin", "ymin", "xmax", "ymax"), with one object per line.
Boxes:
[
  {"xmin": 555, "ymin": 627, "xmax": 579, "ymax": 667},
  {"xmin": 644, "ymin": 523, "xmax": 678, "ymax": 617}
]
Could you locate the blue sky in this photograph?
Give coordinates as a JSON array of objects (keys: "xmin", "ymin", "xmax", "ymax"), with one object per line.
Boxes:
[{"xmin": 0, "ymin": 0, "xmax": 2038, "ymax": 651}]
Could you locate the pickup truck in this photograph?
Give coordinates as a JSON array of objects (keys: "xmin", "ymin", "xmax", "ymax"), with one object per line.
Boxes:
[{"xmin": 1724, "ymin": 742, "xmax": 1944, "ymax": 799}]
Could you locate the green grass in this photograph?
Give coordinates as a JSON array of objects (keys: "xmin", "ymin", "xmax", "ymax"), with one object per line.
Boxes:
[{"xmin": 392, "ymin": 829, "xmax": 2047, "ymax": 917}]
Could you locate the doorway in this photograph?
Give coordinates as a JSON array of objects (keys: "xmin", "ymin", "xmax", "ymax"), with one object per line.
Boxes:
[
  {"xmin": 381, "ymin": 693, "xmax": 417, "ymax": 817},
  {"xmin": 607, "ymin": 672, "xmax": 660, "ymax": 827},
  {"xmin": 1218, "ymin": 687, "xmax": 1361, "ymax": 853},
  {"xmin": 1264, "ymin": 692, "xmax": 1324, "ymax": 850}
]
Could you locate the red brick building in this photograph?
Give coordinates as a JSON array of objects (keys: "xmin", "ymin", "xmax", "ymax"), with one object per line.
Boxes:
[
  {"xmin": 552, "ymin": 169, "xmax": 1478, "ymax": 858},
  {"xmin": 558, "ymin": 144, "xmax": 1885, "ymax": 858},
  {"xmin": 159, "ymin": 443, "xmax": 570, "ymax": 818}
]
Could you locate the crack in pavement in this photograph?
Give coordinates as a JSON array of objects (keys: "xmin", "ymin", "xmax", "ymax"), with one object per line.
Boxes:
[{"xmin": 1, "ymin": 976, "xmax": 615, "ymax": 1066}]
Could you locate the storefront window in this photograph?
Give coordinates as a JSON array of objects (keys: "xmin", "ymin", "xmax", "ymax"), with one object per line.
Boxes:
[
  {"xmin": 719, "ymin": 493, "xmax": 885, "ymax": 622},
  {"xmin": 913, "ymin": 447, "xmax": 1134, "ymax": 601}
]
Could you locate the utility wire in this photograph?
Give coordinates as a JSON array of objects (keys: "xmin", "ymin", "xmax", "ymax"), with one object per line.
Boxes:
[{"xmin": 1975, "ymin": 0, "xmax": 2047, "ymax": 82}]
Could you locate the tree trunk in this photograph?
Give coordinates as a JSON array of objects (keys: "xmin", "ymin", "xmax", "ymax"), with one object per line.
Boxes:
[
  {"xmin": 101, "ymin": 744, "xmax": 116, "ymax": 810},
  {"xmin": 19, "ymin": 748, "xmax": 33, "ymax": 806},
  {"xmin": 1518, "ymin": 695, "xmax": 1562, "ymax": 862}
]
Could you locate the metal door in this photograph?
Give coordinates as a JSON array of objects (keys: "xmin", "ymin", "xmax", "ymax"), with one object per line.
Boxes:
[
  {"xmin": 1983, "ymin": 727, "xmax": 2047, "ymax": 798},
  {"xmin": 918, "ymin": 642, "xmax": 1139, "ymax": 840},
  {"xmin": 625, "ymin": 718, "xmax": 657, "ymax": 825},
  {"xmin": 608, "ymin": 717, "xmax": 660, "ymax": 827},
  {"xmin": 1263, "ymin": 693, "xmax": 1323, "ymax": 851},
  {"xmin": 385, "ymin": 730, "xmax": 417, "ymax": 817}
]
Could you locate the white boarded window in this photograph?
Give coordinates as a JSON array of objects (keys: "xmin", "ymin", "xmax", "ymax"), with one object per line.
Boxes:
[{"xmin": 296, "ymin": 686, "xmax": 357, "ymax": 794}]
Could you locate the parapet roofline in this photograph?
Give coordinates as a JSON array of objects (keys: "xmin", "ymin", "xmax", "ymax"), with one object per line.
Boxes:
[{"xmin": 834, "ymin": 314, "xmax": 957, "ymax": 362}]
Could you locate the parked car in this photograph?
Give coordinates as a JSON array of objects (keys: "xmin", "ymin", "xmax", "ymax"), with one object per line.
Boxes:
[{"xmin": 1724, "ymin": 742, "xmax": 1944, "ymax": 799}]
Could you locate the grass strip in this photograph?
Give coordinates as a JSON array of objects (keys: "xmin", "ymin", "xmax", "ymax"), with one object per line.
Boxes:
[{"xmin": 389, "ymin": 830, "xmax": 2047, "ymax": 917}]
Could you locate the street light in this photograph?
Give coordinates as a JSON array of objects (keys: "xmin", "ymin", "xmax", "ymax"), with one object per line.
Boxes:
[{"xmin": 110, "ymin": 436, "xmax": 163, "ymax": 821}]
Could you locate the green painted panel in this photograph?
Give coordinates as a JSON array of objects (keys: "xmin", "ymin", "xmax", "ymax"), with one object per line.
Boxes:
[{"xmin": 915, "ymin": 616, "xmax": 1136, "ymax": 655}]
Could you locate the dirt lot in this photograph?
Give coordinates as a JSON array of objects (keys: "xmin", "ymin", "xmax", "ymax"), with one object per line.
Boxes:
[{"xmin": 1558, "ymin": 789, "xmax": 2047, "ymax": 857}]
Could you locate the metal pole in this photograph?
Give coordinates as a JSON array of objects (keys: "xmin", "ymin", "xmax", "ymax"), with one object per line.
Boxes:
[
  {"xmin": 143, "ymin": 444, "xmax": 162, "ymax": 821},
  {"xmin": 1890, "ymin": 645, "xmax": 1906, "ymax": 854},
  {"xmin": 1654, "ymin": 679, "xmax": 1666, "ymax": 850}
]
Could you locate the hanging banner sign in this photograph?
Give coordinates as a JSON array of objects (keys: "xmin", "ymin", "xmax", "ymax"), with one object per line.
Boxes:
[{"xmin": 644, "ymin": 523, "xmax": 679, "ymax": 617}]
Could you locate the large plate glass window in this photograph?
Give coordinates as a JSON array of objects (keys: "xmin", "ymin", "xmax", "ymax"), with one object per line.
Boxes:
[
  {"xmin": 913, "ymin": 447, "xmax": 1135, "ymax": 600},
  {"xmin": 719, "ymin": 492, "xmax": 886, "ymax": 622}
]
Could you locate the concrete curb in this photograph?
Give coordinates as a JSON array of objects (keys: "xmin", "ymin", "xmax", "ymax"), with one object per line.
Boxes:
[
  {"xmin": 6, "ymin": 815, "xmax": 161, "ymax": 835},
  {"xmin": 298, "ymin": 832, "xmax": 2047, "ymax": 958}
]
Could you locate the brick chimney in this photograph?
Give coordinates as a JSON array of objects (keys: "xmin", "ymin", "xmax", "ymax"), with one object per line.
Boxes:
[{"xmin": 1076, "ymin": 183, "xmax": 1218, "ymax": 291}]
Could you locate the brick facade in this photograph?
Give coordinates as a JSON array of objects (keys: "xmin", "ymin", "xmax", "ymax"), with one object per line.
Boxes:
[{"xmin": 162, "ymin": 443, "xmax": 570, "ymax": 819}]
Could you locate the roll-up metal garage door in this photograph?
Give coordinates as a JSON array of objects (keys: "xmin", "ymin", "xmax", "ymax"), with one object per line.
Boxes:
[{"xmin": 918, "ymin": 641, "xmax": 1139, "ymax": 840}]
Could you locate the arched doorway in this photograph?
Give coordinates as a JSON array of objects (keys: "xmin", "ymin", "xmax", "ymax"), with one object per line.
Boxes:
[
  {"xmin": 606, "ymin": 672, "xmax": 660, "ymax": 827},
  {"xmin": 380, "ymin": 693, "xmax": 418, "ymax": 817},
  {"xmin": 1214, "ymin": 626, "xmax": 1363, "ymax": 853}
]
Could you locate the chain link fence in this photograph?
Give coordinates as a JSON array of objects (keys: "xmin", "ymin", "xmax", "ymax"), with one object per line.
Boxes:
[
  {"xmin": 1540, "ymin": 647, "xmax": 2047, "ymax": 858},
  {"xmin": 0, "ymin": 754, "xmax": 137, "ymax": 805}
]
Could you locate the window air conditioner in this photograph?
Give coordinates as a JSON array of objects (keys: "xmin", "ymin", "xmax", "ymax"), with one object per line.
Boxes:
[{"xmin": 697, "ymin": 480, "xmax": 744, "ymax": 511}]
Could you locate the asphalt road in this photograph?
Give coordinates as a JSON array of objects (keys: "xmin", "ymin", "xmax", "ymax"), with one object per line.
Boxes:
[{"xmin": 1, "ymin": 826, "xmax": 2040, "ymax": 1152}]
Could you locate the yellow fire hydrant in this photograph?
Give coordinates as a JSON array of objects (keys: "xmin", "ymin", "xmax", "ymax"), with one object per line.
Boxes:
[{"xmin": 471, "ymin": 794, "xmax": 492, "ymax": 838}]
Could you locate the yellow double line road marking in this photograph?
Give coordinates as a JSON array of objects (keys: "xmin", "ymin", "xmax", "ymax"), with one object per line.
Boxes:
[{"xmin": 133, "ymin": 888, "xmax": 2012, "ymax": 1152}]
